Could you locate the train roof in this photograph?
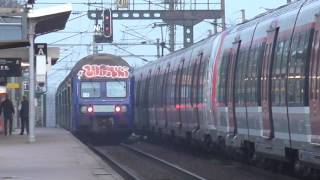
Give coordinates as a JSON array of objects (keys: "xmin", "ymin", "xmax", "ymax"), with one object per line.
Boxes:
[
  {"xmin": 70, "ymin": 53, "xmax": 131, "ymax": 74},
  {"xmin": 235, "ymin": 0, "xmax": 303, "ymax": 31}
]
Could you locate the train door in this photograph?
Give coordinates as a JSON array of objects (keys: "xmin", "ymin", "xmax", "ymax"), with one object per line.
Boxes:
[
  {"xmin": 310, "ymin": 26, "xmax": 320, "ymax": 144},
  {"xmin": 261, "ymin": 26, "xmax": 279, "ymax": 139},
  {"xmin": 227, "ymin": 38, "xmax": 241, "ymax": 136}
]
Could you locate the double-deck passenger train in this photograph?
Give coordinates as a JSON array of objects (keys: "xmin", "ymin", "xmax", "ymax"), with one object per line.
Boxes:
[
  {"xmin": 133, "ymin": 0, "xmax": 320, "ymax": 176},
  {"xmin": 56, "ymin": 54, "xmax": 133, "ymax": 136}
]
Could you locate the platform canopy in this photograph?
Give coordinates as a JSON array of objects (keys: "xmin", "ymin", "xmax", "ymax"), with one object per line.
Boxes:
[{"xmin": 28, "ymin": 3, "xmax": 72, "ymax": 36}]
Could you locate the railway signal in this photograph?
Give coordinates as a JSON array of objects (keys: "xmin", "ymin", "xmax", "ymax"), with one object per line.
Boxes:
[{"xmin": 103, "ymin": 9, "xmax": 113, "ymax": 39}]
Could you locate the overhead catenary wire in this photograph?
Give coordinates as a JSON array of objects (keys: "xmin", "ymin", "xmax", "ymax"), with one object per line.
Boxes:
[
  {"xmin": 112, "ymin": 44, "xmax": 150, "ymax": 62},
  {"xmin": 68, "ymin": 13, "xmax": 88, "ymax": 22},
  {"xmin": 48, "ymin": 31, "xmax": 88, "ymax": 45}
]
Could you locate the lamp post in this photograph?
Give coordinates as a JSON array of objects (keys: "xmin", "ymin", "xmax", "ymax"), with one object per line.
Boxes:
[{"xmin": 28, "ymin": 19, "xmax": 36, "ymax": 143}]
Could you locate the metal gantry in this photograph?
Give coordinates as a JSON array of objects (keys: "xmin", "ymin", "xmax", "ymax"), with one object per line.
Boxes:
[{"xmin": 88, "ymin": 0, "xmax": 225, "ymax": 52}]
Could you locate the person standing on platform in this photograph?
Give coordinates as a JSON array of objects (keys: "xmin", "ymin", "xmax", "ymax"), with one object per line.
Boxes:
[
  {"xmin": 19, "ymin": 95, "xmax": 29, "ymax": 135},
  {"xmin": 0, "ymin": 94, "xmax": 15, "ymax": 136}
]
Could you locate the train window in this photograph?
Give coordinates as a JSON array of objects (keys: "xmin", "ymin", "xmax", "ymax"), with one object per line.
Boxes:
[
  {"xmin": 144, "ymin": 71, "xmax": 152, "ymax": 108},
  {"xmin": 174, "ymin": 69, "xmax": 179, "ymax": 105},
  {"xmin": 313, "ymin": 31, "xmax": 320, "ymax": 100},
  {"xmin": 246, "ymin": 47, "xmax": 255, "ymax": 105},
  {"xmin": 196, "ymin": 53, "xmax": 204, "ymax": 105},
  {"xmin": 138, "ymin": 74, "xmax": 143, "ymax": 107},
  {"xmin": 162, "ymin": 64, "xmax": 170, "ymax": 107},
  {"xmin": 190, "ymin": 60, "xmax": 197, "ymax": 105},
  {"xmin": 156, "ymin": 67, "xmax": 162, "ymax": 106},
  {"xmin": 235, "ymin": 50, "xmax": 242, "ymax": 105},
  {"xmin": 246, "ymin": 45, "xmax": 257, "ymax": 105},
  {"xmin": 271, "ymin": 40, "xmax": 286, "ymax": 106},
  {"xmin": 181, "ymin": 65, "xmax": 188, "ymax": 106},
  {"xmin": 242, "ymin": 49, "xmax": 250, "ymax": 105},
  {"xmin": 106, "ymin": 81, "xmax": 127, "ymax": 98},
  {"xmin": 179, "ymin": 60, "xmax": 185, "ymax": 106},
  {"xmin": 288, "ymin": 30, "xmax": 313, "ymax": 106},
  {"xmin": 310, "ymin": 31, "xmax": 317, "ymax": 99},
  {"xmin": 235, "ymin": 49, "xmax": 248, "ymax": 106},
  {"xmin": 136, "ymin": 79, "xmax": 141, "ymax": 107},
  {"xmin": 185, "ymin": 60, "xmax": 193, "ymax": 107},
  {"xmin": 80, "ymin": 82, "xmax": 101, "ymax": 98},
  {"xmin": 280, "ymin": 40, "xmax": 290, "ymax": 105},
  {"xmin": 252, "ymin": 43, "xmax": 263, "ymax": 106},
  {"xmin": 199, "ymin": 56, "xmax": 207, "ymax": 104},
  {"xmin": 218, "ymin": 51, "xmax": 231, "ymax": 105},
  {"xmin": 149, "ymin": 69, "xmax": 157, "ymax": 107},
  {"xmin": 169, "ymin": 70, "xmax": 175, "ymax": 106}
]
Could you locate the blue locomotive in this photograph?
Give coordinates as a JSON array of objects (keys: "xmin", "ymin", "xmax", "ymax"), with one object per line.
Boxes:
[{"xmin": 56, "ymin": 54, "xmax": 133, "ymax": 136}]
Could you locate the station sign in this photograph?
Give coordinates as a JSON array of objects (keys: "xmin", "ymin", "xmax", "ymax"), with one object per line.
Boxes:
[
  {"xmin": 77, "ymin": 64, "xmax": 129, "ymax": 79},
  {"xmin": 0, "ymin": 58, "xmax": 21, "ymax": 77},
  {"xmin": 6, "ymin": 83, "xmax": 20, "ymax": 89},
  {"xmin": 35, "ymin": 43, "xmax": 47, "ymax": 57}
]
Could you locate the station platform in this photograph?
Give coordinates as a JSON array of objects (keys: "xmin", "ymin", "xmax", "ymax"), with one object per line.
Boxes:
[{"xmin": 0, "ymin": 128, "xmax": 123, "ymax": 180}]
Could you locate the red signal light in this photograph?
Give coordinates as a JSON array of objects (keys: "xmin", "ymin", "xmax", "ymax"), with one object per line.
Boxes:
[{"xmin": 103, "ymin": 9, "xmax": 113, "ymax": 38}]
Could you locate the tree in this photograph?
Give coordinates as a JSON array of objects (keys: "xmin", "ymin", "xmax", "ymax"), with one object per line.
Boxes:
[{"xmin": 0, "ymin": 0, "xmax": 22, "ymax": 8}]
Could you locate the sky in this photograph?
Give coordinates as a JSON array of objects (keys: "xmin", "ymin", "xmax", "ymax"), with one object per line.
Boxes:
[{"xmin": 32, "ymin": 0, "xmax": 289, "ymax": 92}]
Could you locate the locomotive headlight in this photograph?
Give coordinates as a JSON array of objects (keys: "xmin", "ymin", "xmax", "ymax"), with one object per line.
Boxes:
[
  {"xmin": 115, "ymin": 105, "xmax": 121, "ymax": 112},
  {"xmin": 87, "ymin": 106, "xmax": 94, "ymax": 113}
]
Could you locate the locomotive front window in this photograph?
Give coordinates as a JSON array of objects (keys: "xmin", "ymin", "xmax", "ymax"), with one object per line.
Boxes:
[
  {"xmin": 81, "ymin": 82, "xmax": 101, "ymax": 98},
  {"xmin": 106, "ymin": 81, "xmax": 127, "ymax": 98}
]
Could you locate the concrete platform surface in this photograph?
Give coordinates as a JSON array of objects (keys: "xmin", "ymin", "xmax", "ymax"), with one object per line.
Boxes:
[{"xmin": 0, "ymin": 128, "xmax": 124, "ymax": 180}]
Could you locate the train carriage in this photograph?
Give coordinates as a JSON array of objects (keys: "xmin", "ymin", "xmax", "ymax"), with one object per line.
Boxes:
[
  {"xmin": 133, "ymin": 0, "xmax": 320, "ymax": 176},
  {"xmin": 56, "ymin": 54, "xmax": 133, "ymax": 137}
]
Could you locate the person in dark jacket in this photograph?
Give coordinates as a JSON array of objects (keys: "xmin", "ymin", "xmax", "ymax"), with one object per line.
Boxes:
[
  {"xmin": 19, "ymin": 95, "xmax": 29, "ymax": 135},
  {"xmin": 0, "ymin": 94, "xmax": 15, "ymax": 136}
]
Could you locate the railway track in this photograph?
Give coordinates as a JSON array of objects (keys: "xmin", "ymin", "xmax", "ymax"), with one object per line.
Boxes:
[
  {"xmin": 93, "ymin": 144, "xmax": 207, "ymax": 180},
  {"xmin": 76, "ymin": 133, "xmax": 299, "ymax": 180}
]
